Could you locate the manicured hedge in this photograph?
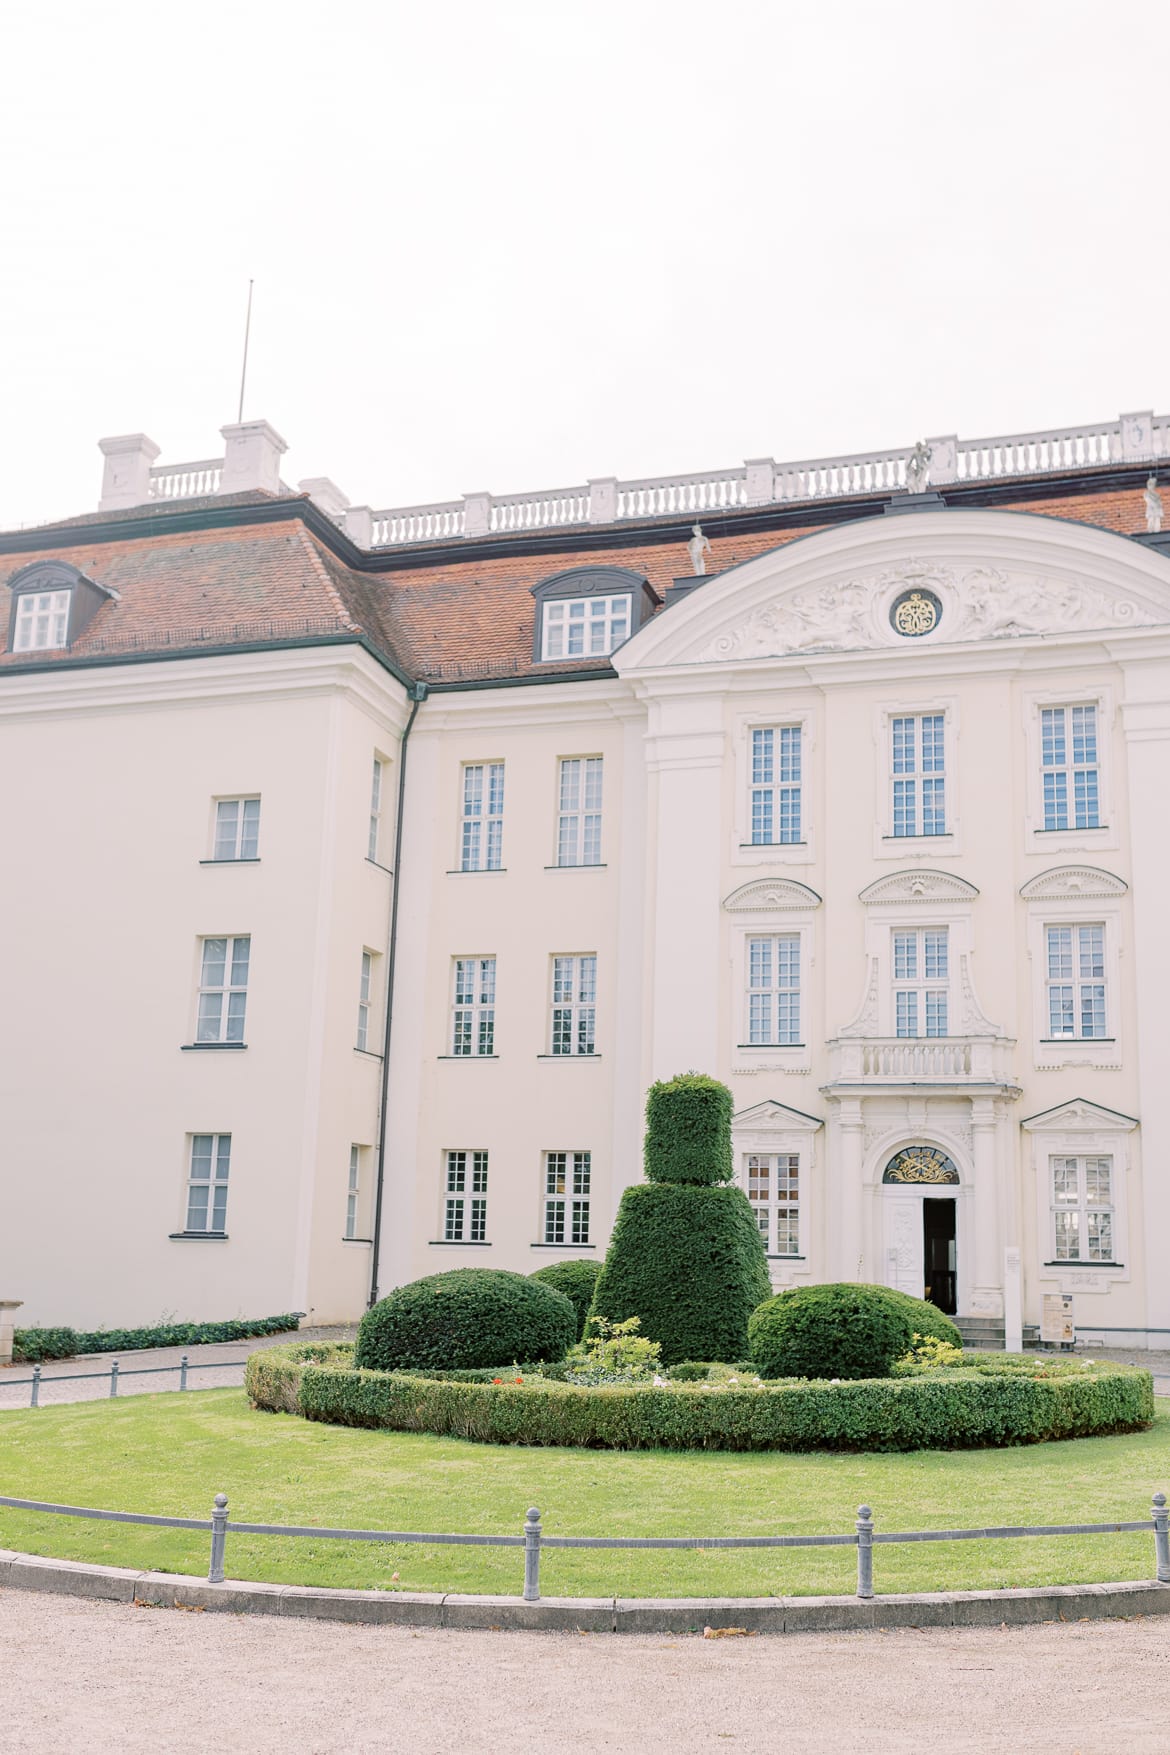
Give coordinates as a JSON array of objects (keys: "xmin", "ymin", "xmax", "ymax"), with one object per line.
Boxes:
[
  {"xmin": 248, "ymin": 1344, "xmax": 1154, "ymax": 1453},
  {"xmin": 875, "ymin": 1287, "xmax": 961, "ymax": 1349},
  {"xmin": 590, "ymin": 1183, "xmax": 772, "ymax": 1366},
  {"xmin": 14, "ymin": 1312, "xmax": 303, "ymax": 1364},
  {"xmin": 355, "ymin": 1269, "xmax": 576, "ymax": 1373},
  {"xmin": 750, "ymin": 1284, "xmax": 920, "ymax": 1381},
  {"xmin": 644, "ymin": 1072, "xmax": 734, "ymax": 1185},
  {"xmin": 529, "ymin": 1260, "xmax": 601, "ymax": 1341}
]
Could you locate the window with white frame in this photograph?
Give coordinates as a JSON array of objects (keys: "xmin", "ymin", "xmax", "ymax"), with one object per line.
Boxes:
[
  {"xmin": 368, "ymin": 759, "xmax": 384, "ymax": 862},
  {"xmin": 444, "ymin": 1150, "xmax": 488, "ymax": 1241},
  {"xmin": 195, "ymin": 937, "xmax": 250, "ymax": 1042},
  {"xmin": 1045, "ymin": 924, "xmax": 1106, "ymax": 1038},
  {"xmin": 186, "ymin": 1134, "xmax": 231, "ymax": 1233},
  {"xmin": 1051, "ymin": 1154, "xmax": 1114, "ymax": 1261},
  {"xmin": 13, "ymin": 590, "xmax": 70, "ymax": 652},
  {"xmin": 557, "ymin": 757, "xmax": 603, "ymax": 866},
  {"xmin": 345, "ymin": 1145, "xmax": 362, "ymax": 1239},
  {"xmin": 891, "ymin": 713, "xmax": 946, "ymax": 836},
  {"xmin": 893, "ymin": 928, "xmax": 949, "ymax": 1037},
  {"xmin": 746, "ymin": 1153, "xmax": 800, "ymax": 1256},
  {"xmin": 541, "ymin": 594, "xmax": 630, "ymax": 661},
  {"xmin": 1041, "ymin": 705, "xmax": 1100, "ymax": 831},
  {"xmin": 212, "ymin": 798, "xmax": 260, "ymax": 861},
  {"xmin": 543, "ymin": 1151, "xmax": 591, "ymax": 1243},
  {"xmin": 551, "ymin": 955, "xmax": 596, "ymax": 1055},
  {"xmin": 750, "ymin": 727, "xmax": 802, "ymax": 845},
  {"xmin": 746, "ymin": 936, "xmax": 801, "ymax": 1045},
  {"xmin": 452, "ymin": 957, "xmax": 496, "ymax": 1056},
  {"xmin": 460, "ymin": 762, "xmax": 505, "ymax": 871},
  {"xmin": 356, "ymin": 950, "xmax": 378, "ymax": 1050}
]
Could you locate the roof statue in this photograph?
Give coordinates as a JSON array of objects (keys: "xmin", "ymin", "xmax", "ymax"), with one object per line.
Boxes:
[
  {"xmin": 905, "ymin": 440, "xmax": 932, "ymax": 494},
  {"xmin": 688, "ymin": 523, "xmax": 713, "ymax": 577},
  {"xmin": 1145, "ymin": 475, "xmax": 1163, "ymax": 534}
]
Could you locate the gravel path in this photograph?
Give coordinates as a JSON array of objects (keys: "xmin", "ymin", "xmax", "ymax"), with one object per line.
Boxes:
[
  {"xmin": 2, "ymin": 1586, "xmax": 1168, "ymax": 1754},
  {"xmin": 0, "ymin": 1326, "xmax": 356, "ymax": 1410}
]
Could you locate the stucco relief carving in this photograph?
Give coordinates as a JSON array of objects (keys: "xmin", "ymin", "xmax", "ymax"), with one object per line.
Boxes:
[
  {"xmin": 1019, "ymin": 866, "xmax": 1128, "ymax": 900},
  {"xmin": 839, "ymin": 956, "xmax": 880, "ymax": 1038},
  {"xmin": 697, "ymin": 557, "xmax": 1159, "ymax": 663},
  {"xmin": 723, "ymin": 877, "xmax": 822, "ymax": 912},
  {"xmin": 858, "ymin": 870, "xmax": 979, "ymax": 905},
  {"xmin": 889, "ymin": 1200, "xmax": 918, "ymax": 1274},
  {"xmin": 956, "ymin": 954, "xmax": 1000, "ymax": 1036}
]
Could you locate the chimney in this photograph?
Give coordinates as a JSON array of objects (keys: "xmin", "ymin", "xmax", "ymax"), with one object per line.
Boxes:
[
  {"xmin": 98, "ymin": 433, "xmax": 161, "ymax": 511},
  {"xmin": 220, "ymin": 420, "xmax": 288, "ymax": 496}
]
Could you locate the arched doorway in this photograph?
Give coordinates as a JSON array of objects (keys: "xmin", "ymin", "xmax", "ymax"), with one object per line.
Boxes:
[{"xmin": 881, "ymin": 1147, "xmax": 960, "ymax": 1315}]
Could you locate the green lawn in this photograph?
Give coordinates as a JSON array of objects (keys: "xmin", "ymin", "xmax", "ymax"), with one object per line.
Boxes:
[{"xmin": 1, "ymin": 1388, "xmax": 1167, "ymax": 1599}]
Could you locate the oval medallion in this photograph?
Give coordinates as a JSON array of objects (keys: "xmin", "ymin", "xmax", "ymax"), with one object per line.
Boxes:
[{"xmin": 890, "ymin": 589, "xmax": 941, "ymax": 637}]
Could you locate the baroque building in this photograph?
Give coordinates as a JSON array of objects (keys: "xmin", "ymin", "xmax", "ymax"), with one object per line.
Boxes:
[{"xmin": 4, "ymin": 413, "xmax": 1170, "ymax": 1347}]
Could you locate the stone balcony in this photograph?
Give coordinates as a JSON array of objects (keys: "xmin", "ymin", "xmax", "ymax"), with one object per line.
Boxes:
[{"xmin": 823, "ymin": 1034, "xmax": 1019, "ymax": 1093}]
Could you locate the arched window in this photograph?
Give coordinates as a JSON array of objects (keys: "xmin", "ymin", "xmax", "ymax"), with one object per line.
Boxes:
[{"xmin": 882, "ymin": 1147, "xmax": 959, "ymax": 1185}]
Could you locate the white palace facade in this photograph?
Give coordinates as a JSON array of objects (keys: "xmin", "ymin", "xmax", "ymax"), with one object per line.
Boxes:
[{"xmin": 4, "ymin": 412, "xmax": 1170, "ymax": 1347}]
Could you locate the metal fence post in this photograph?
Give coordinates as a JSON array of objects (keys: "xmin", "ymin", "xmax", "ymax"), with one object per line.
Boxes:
[
  {"xmin": 856, "ymin": 1504, "xmax": 875, "ymax": 1599},
  {"xmin": 1153, "ymin": 1493, "xmax": 1170, "ymax": 1584},
  {"xmin": 208, "ymin": 1493, "xmax": 229, "ymax": 1584},
  {"xmin": 179, "ymin": 1355, "xmax": 189, "ymax": 1392},
  {"xmin": 523, "ymin": 1506, "xmax": 542, "ymax": 1603},
  {"xmin": 30, "ymin": 1365, "xmax": 40, "ymax": 1408},
  {"xmin": 109, "ymin": 1361, "xmax": 119, "ymax": 1398}
]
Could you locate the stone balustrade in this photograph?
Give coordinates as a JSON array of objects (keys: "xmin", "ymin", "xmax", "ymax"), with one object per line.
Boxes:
[
  {"xmin": 101, "ymin": 409, "xmax": 1170, "ymax": 544},
  {"xmin": 824, "ymin": 1035, "xmax": 1018, "ymax": 1089}
]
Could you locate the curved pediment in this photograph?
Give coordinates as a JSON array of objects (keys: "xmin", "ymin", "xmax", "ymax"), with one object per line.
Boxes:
[
  {"xmin": 858, "ymin": 870, "xmax": 980, "ymax": 905},
  {"xmin": 1019, "ymin": 865, "xmax": 1128, "ymax": 899},
  {"xmin": 723, "ymin": 878, "xmax": 822, "ymax": 912},
  {"xmin": 613, "ymin": 509, "xmax": 1170, "ymax": 673}
]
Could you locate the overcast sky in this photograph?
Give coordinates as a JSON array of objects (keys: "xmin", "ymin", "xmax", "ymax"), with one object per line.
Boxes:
[{"xmin": 1, "ymin": 0, "xmax": 1167, "ymax": 530}]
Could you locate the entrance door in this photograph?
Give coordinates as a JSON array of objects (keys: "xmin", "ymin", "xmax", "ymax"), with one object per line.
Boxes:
[{"xmin": 922, "ymin": 1198, "xmax": 957, "ymax": 1315}]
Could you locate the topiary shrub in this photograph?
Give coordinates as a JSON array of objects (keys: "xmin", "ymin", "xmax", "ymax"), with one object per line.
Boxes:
[
  {"xmin": 644, "ymin": 1072, "xmax": 734, "ymax": 1185},
  {"xmin": 871, "ymin": 1286, "xmax": 961, "ymax": 1350},
  {"xmin": 590, "ymin": 1182, "xmax": 772, "ymax": 1366},
  {"xmin": 355, "ymin": 1269, "xmax": 576, "ymax": 1373},
  {"xmin": 749, "ymin": 1283, "xmax": 917, "ymax": 1381},
  {"xmin": 529, "ymin": 1259, "xmax": 601, "ymax": 1341}
]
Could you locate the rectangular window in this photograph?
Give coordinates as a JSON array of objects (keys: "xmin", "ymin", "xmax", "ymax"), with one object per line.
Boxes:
[
  {"xmin": 551, "ymin": 955, "xmax": 596, "ymax": 1055},
  {"xmin": 745, "ymin": 1153, "xmax": 800, "ymax": 1256},
  {"xmin": 1045, "ymin": 924, "xmax": 1106, "ymax": 1038},
  {"xmin": 195, "ymin": 936, "xmax": 250, "ymax": 1042},
  {"xmin": 445, "ymin": 1150, "xmax": 489, "ymax": 1241},
  {"xmin": 452, "ymin": 957, "xmax": 496, "ymax": 1056},
  {"xmin": 345, "ymin": 1145, "xmax": 361, "ymax": 1239},
  {"xmin": 460, "ymin": 762, "xmax": 505, "ymax": 871},
  {"xmin": 186, "ymin": 1134, "xmax": 230, "ymax": 1233},
  {"xmin": 13, "ymin": 590, "xmax": 70, "ymax": 652},
  {"xmin": 543, "ymin": 1151, "xmax": 591, "ymax": 1244},
  {"xmin": 557, "ymin": 757, "xmax": 603, "ymax": 866},
  {"xmin": 368, "ymin": 759, "xmax": 384, "ymax": 862},
  {"xmin": 541, "ymin": 594, "xmax": 631, "ymax": 661},
  {"xmin": 1041, "ymin": 705, "xmax": 1100, "ymax": 830},
  {"xmin": 1051, "ymin": 1154, "xmax": 1114, "ymax": 1261},
  {"xmin": 750, "ymin": 727, "xmax": 802, "ymax": 845},
  {"xmin": 213, "ymin": 798, "xmax": 260, "ymax": 861},
  {"xmin": 356, "ymin": 951, "xmax": 377, "ymax": 1051},
  {"xmin": 893, "ymin": 928, "xmax": 949, "ymax": 1038},
  {"xmin": 746, "ymin": 935, "xmax": 801, "ymax": 1045},
  {"xmin": 891, "ymin": 713, "xmax": 946, "ymax": 837}
]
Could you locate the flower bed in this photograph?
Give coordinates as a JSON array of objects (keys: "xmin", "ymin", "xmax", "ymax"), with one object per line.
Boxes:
[{"xmin": 245, "ymin": 1344, "xmax": 1154, "ymax": 1454}]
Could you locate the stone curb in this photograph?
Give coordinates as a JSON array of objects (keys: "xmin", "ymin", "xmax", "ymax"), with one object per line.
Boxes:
[{"xmin": 2, "ymin": 1549, "xmax": 1169, "ymax": 1633}]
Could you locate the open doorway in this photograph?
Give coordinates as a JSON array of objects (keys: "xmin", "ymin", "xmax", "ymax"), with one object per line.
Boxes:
[{"xmin": 922, "ymin": 1198, "xmax": 957, "ymax": 1314}]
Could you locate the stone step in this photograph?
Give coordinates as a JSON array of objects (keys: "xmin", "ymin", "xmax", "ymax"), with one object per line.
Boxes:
[{"xmin": 955, "ymin": 1318, "xmax": 1041, "ymax": 1351}]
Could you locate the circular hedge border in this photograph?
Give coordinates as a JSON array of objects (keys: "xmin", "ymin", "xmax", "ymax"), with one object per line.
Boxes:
[{"xmin": 245, "ymin": 1344, "xmax": 1154, "ymax": 1454}]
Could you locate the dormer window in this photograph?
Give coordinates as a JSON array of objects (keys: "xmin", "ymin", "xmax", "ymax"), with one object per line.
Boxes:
[
  {"xmin": 5, "ymin": 559, "xmax": 118, "ymax": 656},
  {"xmin": 14, "ymin": 590, "xmax": 71, "ymax": 652},
  {"xmin": 531, "ymin": 565, "xmax": 657, "ymax": 664},
  {"xmin": 542, "ymin": 594, "xmax": 630, "ymax": 661}
]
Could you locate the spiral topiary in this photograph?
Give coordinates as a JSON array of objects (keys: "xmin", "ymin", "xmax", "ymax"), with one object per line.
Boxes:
[{"xmin": 355, "ymin": 1269, "xmax": 576, "ymax": 1373}]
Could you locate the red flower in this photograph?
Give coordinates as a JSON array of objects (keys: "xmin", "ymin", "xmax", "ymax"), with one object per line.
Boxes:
[
  {"xmin": 515, "ymin": 1376, "xmax": 523, "ymax": 1384},
  {"xmin": 492, "ymin": 1377, "xmax": 502, "ymax": 1384}
]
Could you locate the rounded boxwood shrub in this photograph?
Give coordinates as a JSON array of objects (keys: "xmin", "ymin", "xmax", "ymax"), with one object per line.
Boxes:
[
  {"xmin": 590, "ymin": 1182, "xmax": 772, "ymax": 1366},
  {"xmin": 872, "ymin": 1286, "xmax": 961, "ymax": 1350},
  {"xmin": 355, "ymin": 1269, "xmax": 576, "ymax": 1373},
  {"xmin": 529, "ymin": 1259, "xmax": 601, "ymax": 1341},
  {"xmin": 749, "ymin": 1283, "xmax": 917, "ymax": 1381}
]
